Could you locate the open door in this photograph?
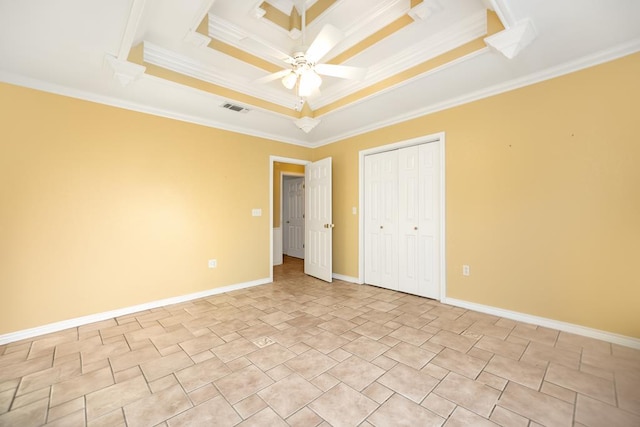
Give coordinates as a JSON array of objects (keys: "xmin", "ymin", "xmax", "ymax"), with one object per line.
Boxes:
[
  {"xmin": 304, "ymin": 157, "xmax": 333, "ymax": 282},
  {"xmin": 283, "ymin": 176, "xmax": 305, "ymax": 259}
]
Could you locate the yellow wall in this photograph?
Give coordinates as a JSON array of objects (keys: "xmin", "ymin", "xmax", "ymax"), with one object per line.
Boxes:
[
  {"xmin": 0, "ymin": 83, "xmax": 311, "ymax": 334},
  {"xmin": 273, "ymin": 162, "xmax": 305, "ymax": 228},
  {"xmin": 2, "ymin": 52, "xmax": 639, "ymax": 339},
  {"xmin": 314, "ymin": 52, "xmax": 640, "ymax": 338}
]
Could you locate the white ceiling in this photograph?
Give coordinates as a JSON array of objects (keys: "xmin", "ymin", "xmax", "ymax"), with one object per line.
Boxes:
[{"xmin": 1, "ymin": 0, "xmax": 639, "ymax": 147}]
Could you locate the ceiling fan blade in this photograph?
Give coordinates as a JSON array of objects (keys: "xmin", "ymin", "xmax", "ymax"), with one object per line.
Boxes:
[
  {"xmin": 255, "ymin": 69, "xmax": 292, "ymax": 84},
  {"xmin": 305, "ymin": 24, "xmax": 344, "ymax": 63},
  {"xmin": 315, "ymin": 64, "xmax": 367, "ymax": 80}
]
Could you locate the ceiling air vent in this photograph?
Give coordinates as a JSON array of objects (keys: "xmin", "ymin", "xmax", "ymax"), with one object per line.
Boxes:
[{"xmin": 221, "ymin": 102, "xmax": 250, "ymax": 113}]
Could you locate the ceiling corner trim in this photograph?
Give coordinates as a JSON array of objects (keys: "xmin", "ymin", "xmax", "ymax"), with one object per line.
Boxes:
[
  {"xmin": 484, "ymin": 0, "xmax": 517, "ymax": 29},
  {"xmin": 104, "ymin": 55, "xmax": 146, "ymax": 86},
  {"xmin": 485, "ymin": 18, "xmax": 537, "ymax": 59},
  {"xmin": 117, "ymin": 0, "xmax": 147, "ymax": 60},
  {"xmin": 409, "ymin": 0, "xmax": 443, "ymax": 21}
]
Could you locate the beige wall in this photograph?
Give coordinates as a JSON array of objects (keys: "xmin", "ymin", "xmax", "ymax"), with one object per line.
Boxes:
[
  {"xmin": 273, "ymin": 162, "xmax": 305, "ymax": 228},
  {"xmin": 314, "ymin": 52, "xmax": 640, "ymax": 338},
  {"xmin": 2, "ymin": 52, "xmax": 639, "ymax": 339},
  {"xmin": 0, "ymin": 83, "xmax": 311, "ymax": 334}
]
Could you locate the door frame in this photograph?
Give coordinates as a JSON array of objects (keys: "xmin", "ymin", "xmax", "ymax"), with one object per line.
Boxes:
[
  {"xmin": 358, "ymin": 132, "xmax": 447, "ymax": 301},
  {"xmin": 270, "ymin": 155, "xmax": 311, "ymax": 281},
  {"xmin": 281, "ymin": 173, "xmax": 305, "ymax": 258}
]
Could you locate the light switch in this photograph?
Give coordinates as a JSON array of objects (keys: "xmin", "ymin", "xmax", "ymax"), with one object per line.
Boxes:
[{"xmin": 252, "ymin": 208, "xmax": 262, "ymax": 217}]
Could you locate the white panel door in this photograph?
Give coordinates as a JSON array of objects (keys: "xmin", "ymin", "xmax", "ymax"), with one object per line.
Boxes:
[
  {"xmin": 398, "ymin": 146, "xmax": 420, "ymax": 295},
  {"xmin": 283, "ymin": 177, "xmax": 305, "ymax": 259},
  {"xmin": 305, "ymin": 157, "xmax": 332, "ymax": 282},
  {"xmin": 417, "ymin": 143, "xmax": 440, "ymax": 299},
  {"xmin": 364, "ymin": 150, "xmax": 398, "ymax": 289},
  {"xmin": 398, "ymin": 143, "xmax": 441, "ymax": 299}
]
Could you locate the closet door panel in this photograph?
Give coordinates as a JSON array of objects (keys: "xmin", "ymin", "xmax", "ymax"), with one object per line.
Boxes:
[
  {"xmin": 418, "ymin": 143, "xmax": 441, "ymax": 299},
  {"xmin": 398, "ymin": 146, "xmax": 420, "ymax": 295},
  {"xmin": 364, "ymin": 150, "xmax": 398, "ymax": 289}
]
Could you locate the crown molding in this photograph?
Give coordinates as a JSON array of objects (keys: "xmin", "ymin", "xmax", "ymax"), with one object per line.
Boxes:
[
  {"xmin": 184, "ymin": 31, "xmax": 212, "ymax": 48},
  {"xmin": 208, "ymin": 14, "xmax": 248, "ymax": 41},
  {"xmin": 294, "ymin": 116, "xmax": 321, "ymax": 133},
  {"xmin": 311, "ymin": 38, "xmax": 640, "ymax": 147},
  {"xmin": 189, "ymin": 0, "xmax": 216, "ymax": 31},
  {"xmin": 485, "ymin": 18, "xmax": 537, "ymax": 59},
  {"xmin": 253, "ymin": 5, "xmax": 267, "ymax": 20},
  {"xmin": 4, "ymin": 37, "xmax": 638, "ymax": 150},
  {"xmin": 0, "ymin": 70, "xmax": 311, "ymax": 147},
  {"xmin": 310, "ymin": 0, "xmax": 407, "ymax": 57},
  {"xmin": 288, "ymin": 28, "xmax": 302, "ymax": 40},
  {"xmin": 340, "ymin": 0, "xmax": 406, "ymax": 38},
  {"xmin": 266, "ymin": 0, "xmax": 295, "ymax": 15},
  {"xmin": 117, "ymin": 0, "xmax": 147, "ymax": 60},
  {"xmin": 104, "ymin": 55, "xmax": 146, "ymax": 86},
  {"xmin": 483, "ymin": 0, "xmax": 517, "ymax": 28},
  {"xmin": 207, "ymin": 14, "xmax": 292, "ymax": 64},
  {"xmin": 143, "ymin": 41, "xmax": 299, "ymax": 110},
  {"xmin": 311, "ymin": 10, "xmax": 486, "ymax": 109},
  {"xmin": 409, "ymin": 0, "xmax": 443, "ymax": 21}
]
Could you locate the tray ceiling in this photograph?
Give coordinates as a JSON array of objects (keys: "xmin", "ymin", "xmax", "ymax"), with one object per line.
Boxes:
[{"xmin": 1, "ymin": 0, "xmax": 639, "ymax": 146}]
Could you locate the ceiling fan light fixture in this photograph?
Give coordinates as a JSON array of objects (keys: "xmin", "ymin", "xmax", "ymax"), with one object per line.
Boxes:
[
  {"xmin": 298, "ymin": 69, "xmax": 322, "ymax": 97},
  {"xmin": 281, "ymin": 71, "xmax": 297, "ymax": 90}
]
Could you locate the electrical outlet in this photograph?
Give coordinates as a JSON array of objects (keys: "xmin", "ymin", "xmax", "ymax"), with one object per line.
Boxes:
[
  {"xmin": 462, "ymin": 265, "xmax": 470, "ymax": 276},
  {"xmin": 208, "ymin": 259, "xmax": 217, "ymax": 269}
]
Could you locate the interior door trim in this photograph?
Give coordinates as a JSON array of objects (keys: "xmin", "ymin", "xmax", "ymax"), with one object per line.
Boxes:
[{"xmin": 269, "ymin": 156, "xmax": 310, "ymax": 282}]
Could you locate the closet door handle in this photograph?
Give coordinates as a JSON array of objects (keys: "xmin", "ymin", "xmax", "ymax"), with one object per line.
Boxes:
[
  {"xmin": 380, "ymin": 225, "xmax": 384, "ymax": 229},
  {"xmin": 414, "ymin": 226, "xmax": 418, "ymax": 230}
]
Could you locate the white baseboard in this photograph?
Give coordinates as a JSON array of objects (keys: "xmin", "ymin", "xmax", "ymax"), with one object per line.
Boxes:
[
  {"xmin": 443, "ymin": 297, "xmax": 640, "ymax": 350},
  {"xmin": 0, "ymin": 278, "xmax": 271, "ymax": 345},
  {"xmin": 332, "ymin": 273, "xmax": 360, "ymax": 284}
]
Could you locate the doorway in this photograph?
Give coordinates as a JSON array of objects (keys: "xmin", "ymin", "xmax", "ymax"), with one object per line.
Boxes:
[
  {"xmin": 282, "ymin": 175, "xmax": 305, "ymax": 259},
  {"xmin": 270, "ymin": 155, "xmax": 334, "ymax": 283},
  {"xmin": 270, "ymin": 156, "xmax": 309, "ymax": 281}
]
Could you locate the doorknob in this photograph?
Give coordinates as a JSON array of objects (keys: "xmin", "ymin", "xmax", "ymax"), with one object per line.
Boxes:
[
  {"xmin": 286, "ymin": 221, "xmax": 290, "ymax": 223},
  {"xmin": 380, "ymin": 225, "xmax": 383, "ymax": 229},
  {"xmin": 324, "ymin": 224, "xmax": 335, "ymax": 228},
  {"xmin": 414, "ymin": 226, "xmax": 418, "ymax": 230}
]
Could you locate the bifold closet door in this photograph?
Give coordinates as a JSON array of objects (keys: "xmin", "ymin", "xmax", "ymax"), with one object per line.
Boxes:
[
  {"xmin": 398, "ymin": 143, "xmax": 440, "ymax": 299},
  {"xmin": 364, "ymin": 150, "xmax": 398, "ymax": 289}
]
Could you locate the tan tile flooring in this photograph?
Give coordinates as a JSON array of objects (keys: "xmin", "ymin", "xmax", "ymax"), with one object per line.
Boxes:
[{"xmin": 1, "ymin": 257, "xmax": 639, "ymax": 426}]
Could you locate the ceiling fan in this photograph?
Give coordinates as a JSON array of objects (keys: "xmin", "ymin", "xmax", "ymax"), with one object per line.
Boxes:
[{"xmin": 255, "ymin": 1, "xmax": 367, "ymax": 99}]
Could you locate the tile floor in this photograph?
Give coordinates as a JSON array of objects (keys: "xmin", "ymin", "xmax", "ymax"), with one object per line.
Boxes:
[{"xmin": 1, "ymin": 257, "xmax": 639, "ymax": 426}]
